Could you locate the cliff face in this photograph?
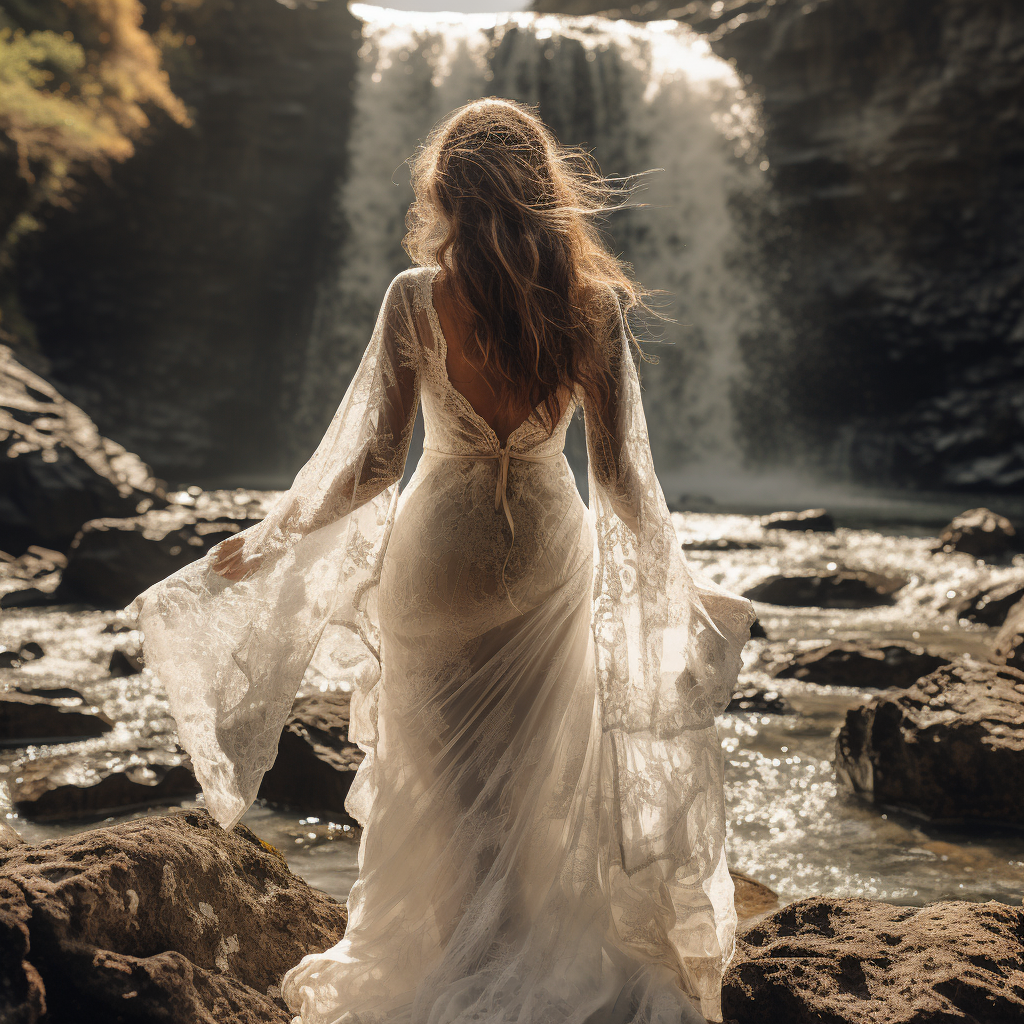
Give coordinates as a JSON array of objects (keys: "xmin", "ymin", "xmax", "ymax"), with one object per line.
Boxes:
[
  {"xmin": 15, "ymin": 0, "xmax": 362, "ymax": 484},
  {"xmin": 535, "ymin": 0, "xmax": 1024, "ymax": 491}
]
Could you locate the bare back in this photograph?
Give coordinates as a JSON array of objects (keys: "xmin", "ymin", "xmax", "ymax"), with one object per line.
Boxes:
[{"xmin": 432, "ymin": 278, "xmax": 570, "ymax": 446}]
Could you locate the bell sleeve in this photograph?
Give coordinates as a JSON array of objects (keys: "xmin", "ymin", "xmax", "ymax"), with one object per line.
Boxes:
[
  {"xmin": 584, "ymin": 295, "xmax": 755, "ymax": 1021},
  {"xmin": 130, "ymin": 273, "xmax": 422, "ymax": 830}
]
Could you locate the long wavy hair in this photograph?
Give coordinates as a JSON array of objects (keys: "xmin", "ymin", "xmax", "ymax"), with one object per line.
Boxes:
[{"xmin": 403, "ymin": 98, "xmax": 647, "ymax": 430}]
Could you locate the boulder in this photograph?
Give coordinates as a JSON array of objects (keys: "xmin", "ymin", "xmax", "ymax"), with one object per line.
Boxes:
[
  {"xmin": 760, "ymin": 508, "xmax": 835, "ymax": 532},
  {"xmin": 0, "ymin": 694, "xmax": 113, "ymax": 746},
  {"xmin": 729, "ymin": 870, "xmax": 779, "ymax": 925},
  {"xmin": 0, "ymin": 821, "xmax": 25, "ymax": 851},
  {"xmin": 952, "ymin": 578, "xmax": 1024, "ymax": 626},
  {"xmin": 60, "ymin": 489, "xmax": 272, "ymax": 607},
  {"xmin": 726, "ymin": 687, "xmax": 792, "ymax": 715},
  {"xmin": 992, "ymin": 599, "xmax": 1024, "ymax": 673},
  {"xmin": 0, "ymin": 809, "xmax": 347, "ymax": 1023},
  {"xmin": 774, "ymin": 641, "xmax": 948, "ymax": 690},
  {"xmin": 0, "ymin": 344, "xmax": 165, "ymax": 555},
  {"xmin": 10, "ymin": 758, "xmax": 199, "ymax": 821},
  {"xmin": 259, "ymin": 692, "xmax": 363, "ymax": 823},
  {"xmin": 932, "ymin": 508, "xmax": 1019, "ymax": 559},
  {"xmin": 722, "ymin": 897, "xmax": 1024, "ymax": 1024},
  {"xmin": 835, "ymin": 661, "xmax": 1024, "ymax": 825},
  {"xmin": 743, "ymin": 571, "xmax": 905, "ymax": 609}
]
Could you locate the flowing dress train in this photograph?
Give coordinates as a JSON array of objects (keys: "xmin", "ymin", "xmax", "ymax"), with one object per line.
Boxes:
[{"xmin": 132, "ymin": 267, "xmax": 755, "ymax": 1024}]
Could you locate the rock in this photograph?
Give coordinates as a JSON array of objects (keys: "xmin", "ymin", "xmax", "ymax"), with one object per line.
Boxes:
[
  {"xmin": 722, "ymin": 897, "xmax": 1024, "ymax": 1024},
  {"xmin": 0, "ymin": 809, "xmax": 347, "ymax": 1023},
  {"xmin": 0, "ymin": 344, "xmax": 166, "ymax": 554},
  {"xmin": 774, "ymin": 641, "xmax": 949, "ymax": 689},
  {"xmin": 531, "ymin": 0, "xmax": 1024, "ymax": 494},
  {"xmin": 932, "ymin": 508, "xmax": 1019, "ymax": 559},
  {"xmin": 749, "ymin": 618, "xmax": 768, "ymax": 639},
  {"xmin": 0, "ymin": 820, "xmax": 26, "ymax": 851},
  {"xmin": 108, "ymin": 647, "xmax": 144, "ymax": 676},
  {"xmin": 60, "ymin": 489, "xmax": 272, "ymax": 607},
  {"xmin": 681, "ymin": 537, "xmax": 763, "ymax": 551},
  {"xmin": 14, "ymin": 685, "xmax": 85, "ymax": 702},
  {"xmin": 0, "ymin": 694, "xmax": 113, "ymax": 746},
  {"xmin": 952, "ymin": 579, "xmax": 1024, "ymax": 626},
  {"xmin": 726, "ymin": 687, "xmax": 792, "ymax": 715},
  {"xmin": 259, "ymin": 692, "xmax": 363, "ymax": 822},
  {"xmin": 835, "ymin": 661, "xmax": 1024, "ymax": 825},
  {"xmin": 10, "ymin": 759, "xmax": 199, "ymax": 821},
  {"xmin": 14, "ymin": 0, "xmax": 362, "ymax": 483},
  {"xmin": 743, "ymin": 571, "xmax": 905, "ymax": 609},
  {"xmin": 992, "ymin": 599, "xmax": 1024, "ymax": 673},
  {"xmin": 0, "ymin": 641, "xmax": 44, "ymax": 669},
  {"xmin": 730, "ymin": 870, "xmax": 779, "ymax": 925},
  {"xmin": 760, "ymin": 508, "xmax": 835, "ymax": 532}
]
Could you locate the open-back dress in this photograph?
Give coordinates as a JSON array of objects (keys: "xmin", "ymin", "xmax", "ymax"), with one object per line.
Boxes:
[{"xmin": 133, "ymin": 267, "xmax": 754, "ymax": 1024}]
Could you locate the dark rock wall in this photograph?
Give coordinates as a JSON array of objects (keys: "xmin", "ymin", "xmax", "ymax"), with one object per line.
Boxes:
[
  {"xmin": 535, "ymin": 0, "xmax": 1024, "ymax": 492},
  {"xmin": 15, "ymin": 0, "xmax": 362, "ymax": 484}
]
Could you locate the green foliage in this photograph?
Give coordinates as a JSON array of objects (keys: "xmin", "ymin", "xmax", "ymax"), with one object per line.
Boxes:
[{"xmin": 0, "ymin": 0, "xmax": 194, "ymax": 266}]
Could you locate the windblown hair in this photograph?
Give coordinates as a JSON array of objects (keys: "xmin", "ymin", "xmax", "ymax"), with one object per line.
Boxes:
[{"xmin": 404, "ymin": 98, "xmax": 647, "ymax": 429}]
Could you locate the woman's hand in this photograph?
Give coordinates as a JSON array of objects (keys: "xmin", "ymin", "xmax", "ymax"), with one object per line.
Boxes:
[{"xmin": 210, "ymin": 533, "xmax": 263, "ymax": 581}]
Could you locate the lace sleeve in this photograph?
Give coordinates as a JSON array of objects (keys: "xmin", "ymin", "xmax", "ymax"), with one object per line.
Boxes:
[
  {"xmin": 584, "ymin": 295, "xmax": 755, "ymax": 1020},
  {"xmin": 245, "ymin": 275, "xmax": 421, "ymax": 550},
  {"xmin": 130, "ymin": 274, "xmax": 421, "ymax": 829}
]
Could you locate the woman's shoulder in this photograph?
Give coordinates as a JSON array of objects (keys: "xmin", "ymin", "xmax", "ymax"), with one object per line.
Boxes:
[{"xmin": 388, "ymin": 265, "xmax": 436, "ymax": 299}]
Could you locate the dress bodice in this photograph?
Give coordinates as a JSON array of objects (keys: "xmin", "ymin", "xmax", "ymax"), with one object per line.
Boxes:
[{"xmin": 409, "ymin": 268, "xmax": 576, "ymax": 461}]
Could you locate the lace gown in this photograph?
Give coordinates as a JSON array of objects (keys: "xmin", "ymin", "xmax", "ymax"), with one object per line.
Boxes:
[{"xmin": 132, "ymin": 267, "xmax": 754, "ymax": 1024}]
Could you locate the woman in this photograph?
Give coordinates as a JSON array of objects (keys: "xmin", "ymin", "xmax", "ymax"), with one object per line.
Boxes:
[{"xmin": 133, "ymin": 98, "xmax": 754, "ymax": 1024}]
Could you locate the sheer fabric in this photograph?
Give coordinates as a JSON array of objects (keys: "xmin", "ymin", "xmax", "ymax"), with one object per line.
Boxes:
[{"xmin": 131, "ymin": 267, "xmax": 754, "ymax": 1024}]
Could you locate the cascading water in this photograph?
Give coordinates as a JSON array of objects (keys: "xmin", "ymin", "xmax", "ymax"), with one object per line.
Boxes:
[{"xmin": 294, "ymin": 5, "xmax": 766, "ymax": 491}]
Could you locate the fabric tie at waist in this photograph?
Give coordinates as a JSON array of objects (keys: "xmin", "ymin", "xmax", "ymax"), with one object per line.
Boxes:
[
  {"xmin": 423, "ymin": 444, "xmax": 563, "ymax": 542},
  {"xmin": 423, "ymin": 445, "xmax": 565, "ymax": 612}
]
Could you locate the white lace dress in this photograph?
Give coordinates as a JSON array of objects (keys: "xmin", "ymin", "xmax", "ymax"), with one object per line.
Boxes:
[{"xmin": 132, "ymin": 267, "xmax": 754, "ymax": 1024}]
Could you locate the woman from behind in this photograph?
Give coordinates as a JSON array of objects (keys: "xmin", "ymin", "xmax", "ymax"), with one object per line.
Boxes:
[{"xmin": 135, "ymin": 98, "xmax": 754, "ymax": 1024}]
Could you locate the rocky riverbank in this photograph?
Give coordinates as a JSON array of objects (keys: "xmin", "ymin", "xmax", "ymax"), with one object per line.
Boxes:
[{"xmin": 3, "ymin": 351, "xmax": 1024, "ymax": 1020}]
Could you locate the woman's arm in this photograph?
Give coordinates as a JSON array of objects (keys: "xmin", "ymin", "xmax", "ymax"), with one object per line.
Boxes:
[{"xmin": 213, "ymin": 276, "xmax": 422, "ymax": 579}]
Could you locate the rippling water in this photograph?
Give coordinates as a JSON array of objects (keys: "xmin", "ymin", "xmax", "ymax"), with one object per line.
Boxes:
[{"xmin": 3, "ymin": 511, "xmax": 1022, "ymax": 910}]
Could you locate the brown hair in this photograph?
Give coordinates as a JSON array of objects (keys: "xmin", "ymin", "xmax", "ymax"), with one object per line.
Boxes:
[{"xmin": 403, "ymin": 98, "xmax": 647, "ymax": 429}]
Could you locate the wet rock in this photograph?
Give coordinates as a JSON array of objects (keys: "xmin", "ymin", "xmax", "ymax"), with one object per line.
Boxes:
[
  {"xmin": 0, "ymin": 809, "xmax": 347, "ymax": 1023},
  {"xmin": 992, "ymin": 599, "xmax": 1024, "ymax": 673},
  {"xmin": 743, "ymin": 570, "xmax": 905, "ymax": 609},
  {"xmin": 932, "ymin": 508, "xmax": 1019, "ymax": 559},
  {"xmin": 760, "ymin": 508, "xmax": 835, "ymax": 532},
  {"xmin": 60, "ymin": 489, "xmax": 272, "ymax": 608},
  {"xmin": 108, "ymin": 647, "xmax": 144, "ymax": 676},
  {"xmin": 0, "ymin": 820, "xmax": 26, "ymax": 851},
  {"xmin": 775, "ymin": 641, "xmax": 949, "ymax": 690},
  {"xmin": 0, "ymin": 344, "xmax": 166, "ymax": 555},
  {"xmin": 730, "ymin": 870, "xmax": 779, "ymax": 926},
  {"xmin": 0, "ymin": 694, "xmax": 113, "ymax": 746},
  {"xmin": 722, "ymin": 897, "xmax": 1024, "ymax": 1024},
  {"xmin": 10, "ymin": 758, "xmax": 199, "ymax": 821},
  {"xmin": 681, "ymin": 537, "xmax": 763, "ymax": 551},
  {"xmin": 259, "ymin": 692, "xmax": 363, "ymax": 822},
  {"xmin": 0, "ymin": 641, "xmax": 44, "ymax": 669},
  {"xmin": 952, "ymin": 578, "xmax": 1024, "ymax": 626},
  {"xmin": 835, "ymin": 661, "xmax": 1024, "ymax": 825},
  {"xmin": 14, "ymin": 684, "xmax": 85, "ymax": 702},
  {"xmin": 726, "ymin": 687, "xmax": 792, "ymax": 715}
]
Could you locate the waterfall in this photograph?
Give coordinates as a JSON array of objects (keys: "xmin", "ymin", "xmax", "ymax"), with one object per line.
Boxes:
[{"xmin": 295, "ymin": 5, "xmax": 765, "ymax": 490}]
